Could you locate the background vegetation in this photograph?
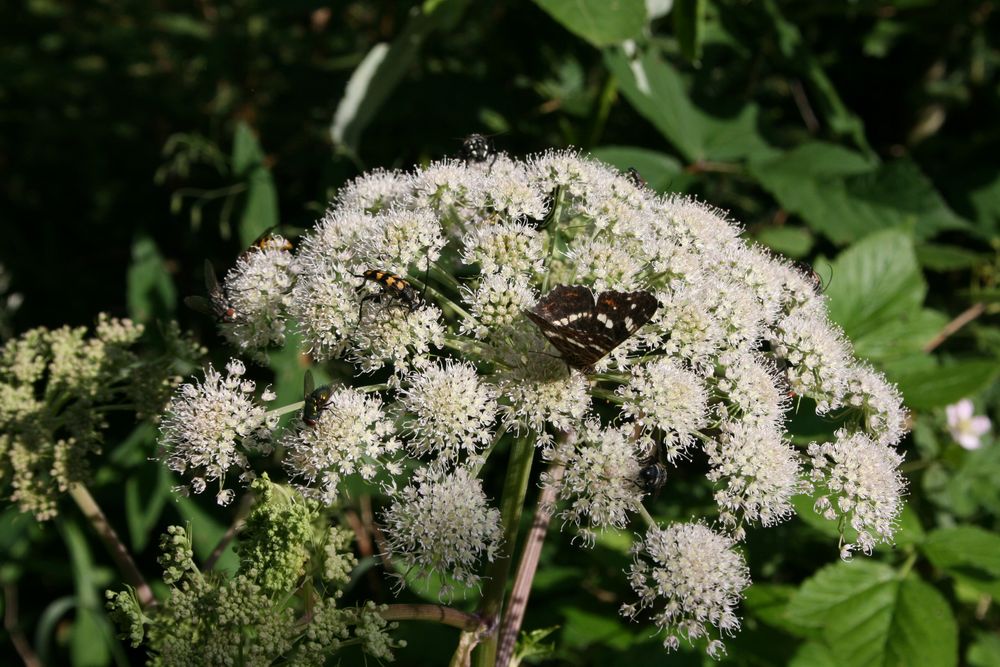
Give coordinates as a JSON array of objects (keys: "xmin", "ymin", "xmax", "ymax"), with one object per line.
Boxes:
[{"xmin": 2, "ymin": 0, "xmax": 999, "ymax": 665}]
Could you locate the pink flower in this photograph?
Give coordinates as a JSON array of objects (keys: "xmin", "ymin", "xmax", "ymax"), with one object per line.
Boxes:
[{"xmin": 946, "ymin": 399, "xmax": 991, "ymax": 450}]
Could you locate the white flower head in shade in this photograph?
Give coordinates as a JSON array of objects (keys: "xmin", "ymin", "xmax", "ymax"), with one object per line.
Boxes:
[
  {"xmin": 351, "ymin": 304, "xmax": 446, "ymax": 374},
  {"xmin": 715, "ymin": 350, "xmax": 789, "ymax": 430},
  {"xmin": 221, "ymin": 240, "xmax": 294, "ymax": 355},
  {"xmin": 946, "ymin": 398, "xmax": 991, "ymax": 450},
  {"xmin": 399, "ymin": 360, "xmax": 498, "ymax": 462},
  {"xmin": 618, "ymin": 357, "xmax": 709, "ymax": 461},
  {"xmin": 621, "ymin": 522, "xmax": 751, "ymax": 658},
  {"xmin": 844, "ymin": 364, "xmax": 908, "ymax": 447},
  {"xmin": 381, "ymin": 465, "xmax": 503, "ymax": 600},
  {"xmin": 461, "ymin": 221, "xmax": 545, "ymax": 277},
  {"xmin": 541, "ymin": 422, "xmax": 644, "ymax": 546},
  {"xmin": 283, "ymin": 387, "xmax": 402, "ymax": 504},
  {"xmin": 770, "ymin": 307, "xmax": 852, "ymax": 413},
  {"xmin": 705, "ymin": 421, "xmax": 804, "ymax": 540},
  {"xmin": 807, "ymin": 429, "xmax": 906, "ymax": 557},
  {"xmin": 460, "ymin": 273, "xmax": 537, "ymax": 338},
  {"xmin": 158, "ymin": 359, "xmax": 276, "ymax": 505}
]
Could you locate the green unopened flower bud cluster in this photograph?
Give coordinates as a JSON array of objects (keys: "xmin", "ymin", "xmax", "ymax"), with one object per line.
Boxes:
[{"xmin": 0, "ymin": 316, "xmax": 202, "ymax": 519}]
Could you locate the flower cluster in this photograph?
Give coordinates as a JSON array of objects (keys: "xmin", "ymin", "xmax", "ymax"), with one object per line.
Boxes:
[
  {"xmin": 0, "ymin": 315, "xmax": 201, "ymax": 519},
  {"xmin": 159, "ymin": 359, "xmax": 276, "ymax": 505},
  {"xmin": 159, "ymin": 149, "xmax": 909, "ymax": 657}
]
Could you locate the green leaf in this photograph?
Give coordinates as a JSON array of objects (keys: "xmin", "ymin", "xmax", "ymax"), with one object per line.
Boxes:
[
  {"xmin": 331, "ymin": 0, "xmax": 469, "ymax": 156},
  {"xmin": 922, "ymin": 526, "xmax": 1000, "ymax": 597},
  {"xmin": 823, "ymin": 228, "xmax": 925, "ymax": 341},
  {"xmin": 788, "ymin": 561, "xmax": 958, "ymax": 667},
  {"xmin": 744, "ymin": 583, "xmax": 817, "ymax": 638},
  {"xmin": 533, "ymin": 0, "xmax": 646, "ymax": 47},
  {"xmin": 750, "ymin": 146, "xmax": 970, "ymax": 245},
  {"xmin": 892, "ymin": 359, "xmax": 1000, "ymax": 410},
  {"xmin": 60, "ymin": 521, "xmax": 112, "ymax": 667},
  {"xmin": 789, "ymin": 642, "xmax": 839, "ymax": 667},
  {"xmin": 125, "ymin": 465, "xmax": 172, "ymax": 553},
  {"xmin": 589, "ymin": 145, "xmax": 688, "ymax": 192},
  {"xmin": 126, "ymin": 235, "xmax": 177, "ymax": 323},
  {"xmin": 754, "ymin": 226, "xmax": 815, "ymax": 259},
  {"xmin": 559, "ymin": 607, "xmax": 638, "ymax": 650},
  {"xmin": 604, "ymin": 47, "xmax": 777, "ymax": 163},
  {"xmin": 968, "ymin": 633, "xmax": 1000, "ymax": 667},
  {"xmin": 232, "ymin": 122, "xmax": 279, "ymax": 247},
  {"xmin": 916, "ymin": 243, "xmax": 985, "ymax": 271},
  {"xmin": 673, "ymin": 0, "xmax": 705, "ymax": 61}
]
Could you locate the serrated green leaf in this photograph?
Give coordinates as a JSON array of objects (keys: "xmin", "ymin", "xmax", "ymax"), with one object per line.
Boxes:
[
  {"xmin": 744, "ymin": 583, "xmax": 817, "ymax": 638},
  {"xmin": 126, "ymin": 235, "xmax": 177, "ymax": 323},
  {"xmin": 232, "ymin": 122, "xmax": 279, "ymax": 247},
  {"xmin": 787, "ymin": 560, "xmax": 896, "ymax": 627},
  {"xmin": 922, "ymin": 526, "xmax": 1000, "ymax": 597},
  {"xmin": 789, "ymin": 561, "xmax": 957, "ymax": 667},
  {"xmin": 750, "ymin": 147, "xmax": 970, "ymax": 245},
  {"xmin": 533, "ymin": 0, "xmax": 646, "ymax": 47},
  {"xmin": 604, "ymin": 47, "xmax": 777, "ymax": 163},
  {"xmin": 589, "ymin": 145, "xmax": 688, "ymax": 192},
  {"xmin": 823, "ymin": 228, "xmax": 925, "ymax": 341}
]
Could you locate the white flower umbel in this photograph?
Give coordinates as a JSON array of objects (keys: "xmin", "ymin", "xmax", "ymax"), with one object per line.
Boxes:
[
  {"xmin": 222, "ymin": 240, "xmax": 294, "ymax": 355},
  {"xmin": 771, "ymin": 306, "xmax": 852, "ymax": 413},
  {"xmin": 542, "ymin": 422, "xmax": 644, "ymax": 546},
  {"xmin": 381, "ymin": 465, "xmax": 503, "ymax": 600},
  {"xmin": 399, "ymin": 360, "xmax": 498, "ymax": 462},
  {"xmin": 618, "ymin": 357, "xmax": 709, "ymax": 461},
  {"xmin": 844, "ymin": 364, "xmax": 908, "ymax": 447},
  {"xmin": 621, "ymin": 522, "xmax": 751, "ymax": 658},
  {"xmin": 461, "ymin": 273, "xmax": 536, "ymax": 338},
  {"xmin": 361, "ymin": 208, "xmax": 445, "ymax": 274},
  {"xmin": 715, "ymin": 351, "xmax": 789, "ymax": 430},
  {"xmin": 158, "ymin": 359, "xmax": 276, "ymax": 505},
  {"xmin": 461, "ymin": 221, "xmax": 545, "ymax": 277},
  {"xmin": 283, "ymin": 387, "xmax": 402, "ymax": 504},
  {"xmin": 807, "ymin": 429, "xmax": 906, "ymax": 557},
  {"xmin": 705, "ymin": 421, "xmax": 803, "ymax": 539},
  {"xmin": 352, "ymin": 304, "xmax": 445, "ymax": 374}
]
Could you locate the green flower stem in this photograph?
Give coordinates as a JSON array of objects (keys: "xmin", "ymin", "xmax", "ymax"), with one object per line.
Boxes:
[
  {"xmin": 68, "ymin": 483, "xmax": 155, "ymax": 608},
  {"xmin": 380, "ymin": 604, "xmax": 481, "ymax": 631},
  {"xmin": 267, "ymin": 401, "xmax": 304, "ymax": 418},
  {"xmin": 472, "ymin": 436, "xmax": 536, "ymax": 667},
  {"xmin": 637, "ymin": 504, "xmax": 656, "ymax": 528}
]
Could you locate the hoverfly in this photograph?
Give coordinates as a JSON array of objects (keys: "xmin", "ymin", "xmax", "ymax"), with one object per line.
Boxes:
[
  {"xmin": 625, "ymin": 167, "xmax": 648, "ymax": 189},
  {"xmin": 184, "ymin": 260, "xmax": 238, "ymax": 323}
]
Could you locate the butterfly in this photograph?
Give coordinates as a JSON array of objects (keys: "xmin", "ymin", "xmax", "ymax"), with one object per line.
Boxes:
[{"xmin": 525, "ymin": 285, "xmax": 658, "ymax": 372}]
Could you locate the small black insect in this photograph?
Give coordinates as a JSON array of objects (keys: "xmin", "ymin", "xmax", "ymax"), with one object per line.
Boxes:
[
  {"xmin": 528, "ymin": 186, "xmax": 561, "ymax": 230},
  {"xmin": 794, "ymin": 261, "xmax": 830, "ymax": 294},
  {"xmin": 625, "ymin": 167, "xmax": 648, "ymax": 189},
  {"xmin": 184, "ymin": 260, "xmax": 238, "ymax": 323},
  {"xmin": 525, "ymin": 285, "xmax": 659, "ymax": 373},
  {"xmin": 302, "ymin": 370, "xmax": 335, "ymax": 426},
  {"xmin": 459, "ymin": 133, "xmax": 497, "ymax": 167},
  {"xmin": 637, "ymin": 461, "xmax": 668, "ymax": 494},
  {"xmin": 355, "ymin": 269, "xmax": 422, "ymax": 322}
]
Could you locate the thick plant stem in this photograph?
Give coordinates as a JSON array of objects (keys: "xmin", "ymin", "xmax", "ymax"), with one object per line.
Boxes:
[
  {"xmin": 472, "ymin": 436, "xmax": 535, "ymax": 667},
  {"xmin": 381, "ymin": 604, "xmax": 481, "ymax": 631},
  {"xmin": 496, "ymin": 460, "xmax": 566, "ymax": 667},
  {"xmin": 68, "ymin": 483, "xmax": 155, "ymax": 608}
]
